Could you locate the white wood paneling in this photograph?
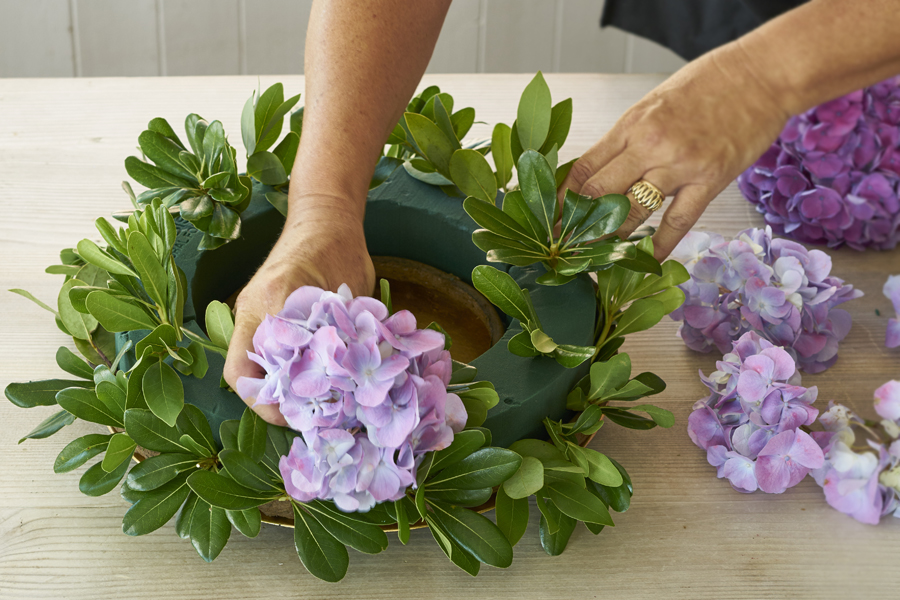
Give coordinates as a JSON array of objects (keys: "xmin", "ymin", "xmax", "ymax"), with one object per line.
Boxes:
[
  {"xmin": 0, "ymin": 0, "xmax": 692, "ymax": 78},
  {"xmin": 162, "ymin": 0, "xmax": 241, "ymax": 76},
  {"xmin": 626, "ymin": 34, "xmax": 687, "ymax": 74},
  {"xmin": 426, "ymin": 0, "xmax": 480, "ymax": 74},
  {"xmin": 557, "ymin": 0, "xmax": 627, "ymax": 73},
  {"xmin": 76, "ymin": 0, "xmax": 160, "ymax": 76},
  {"xmin": 483, "ymin": 0, "xmax": 557, "ymax": 73},
  {"xmin": 0, "ymin": 0, "xmax": 74, "ymax": 77},
  {"xmin": 243, "ymin": 0, "xmax": 312, "ymax": 75}
]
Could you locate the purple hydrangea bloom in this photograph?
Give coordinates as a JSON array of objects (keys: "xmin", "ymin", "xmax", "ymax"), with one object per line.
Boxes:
[
  {"xmin": 670, "ymin": 227, "xmax": 862, "ymax": 373},
  {"xmin": 738, "ymin": 76, "xmax": 900, "ymax": 250},
  {"xmin": 884, "ymin": 275, "xmax": 900, "ymax": 348},
  {"xmin": 688, "ymin": 331, "xmax": 824, "ymax": 494},
  {"xmin": 237, "ymin": 284, "xmax": 466, "ymax": 512}
]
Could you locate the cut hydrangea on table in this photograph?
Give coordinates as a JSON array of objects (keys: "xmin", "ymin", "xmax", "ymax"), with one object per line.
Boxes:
[
  {"xmin": 236, "ymin": 284, "xmax": 465, "ymax": 512},
  {"xmin": 738, "ymin": 76, "xmax": 900, "ymax": 250},
  {"xmin": 688, "ymin": 331, "xmax": 824, "ymax": 493},
  {"xmin": 670, "ymin": 226, "xmax": 861, "ymax": 373},
  {"xmin": 884, "ymin": 274, "xmax": 900, "ymax": 348}
]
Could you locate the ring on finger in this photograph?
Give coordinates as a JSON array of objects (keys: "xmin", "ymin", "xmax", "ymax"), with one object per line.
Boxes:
[{"xmin": 627, "ymin": 180, "xmax": 666, "ymax": 213}]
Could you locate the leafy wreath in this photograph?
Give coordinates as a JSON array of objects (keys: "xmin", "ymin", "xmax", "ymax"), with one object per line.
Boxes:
[{"xmin": 6, "ymin": 74, "xmax": 687, "ymax": 582}]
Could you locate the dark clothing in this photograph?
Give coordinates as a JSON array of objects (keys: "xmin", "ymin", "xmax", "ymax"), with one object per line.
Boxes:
[{"xmin": 601, "ymin": 0, "xmax": 806, "ymax": 61}]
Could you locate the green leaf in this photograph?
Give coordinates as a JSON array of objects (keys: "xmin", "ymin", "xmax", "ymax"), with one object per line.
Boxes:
[
  {"xmin": 552, "ymin": 344, "xmax": 595, "ymax": 368},
  {"xmin": 517, "ymin": 150, "xmax": 557, "ymax": 234},
  {"xmin": 602, "ymin": 378, "xmax": 654, "ymax": 401},
  {"xmin": 538, "ymin": 499, "xmax": 576, "ymax": 556},
  {"xmin": 491, "ymin": 123, "xmax": 514, "ymax": 189},
  {"xmin": 220, "ymin": 448, "xmax": 278, "ymax": 491},
  {"xmin": 588, "ymin": 354, "xmax": 631, "ymax": 399},
  {"xmin": 227, "ymin": 508, "xmax": 262, "ymax": 538},
  {"xmin": 124, "ymin": 408, "xmax": 192, "ymax": 453},
  {"xmin": 568, "ymin": 194, "xmax": 631, "ymax": 245},
  {"xmin": 464, "ymin": 197, "xmax": 540, "ymax": 246},
  {"xmin": 208, "ymin": 204, "xmax": 241, "ymax": 240},
  {"xmin": 187, "ymin": 470, "xmax": 278, "ymax": 511},
  {"xmin": 127, "ymin": 453, "xmax": 199, "ymax": 491},
  {"xmin": 629, "ymin": 404, "xmax": 675, "ymax": 428},
  {"xmin": 123, "ymin": 473, "xmax": 191, "ymax": 536},
  {"xmin": 425, "ymin": 487, "xmax": 492, "ymax": 507},
  {"xmin": 18, "ymin": 409, "xmax": 75, "ymax": 443},
  {"xmin": 451, "ymin": 107, "xmax": 476, "ymax": 139},
  {"xmin": 179, "ymin": 433, "xmax": 210, "ymax": 457},
  {"xmin": 546, "ymin": 479, "xmax": 614, "ymax": 526},
  {"xmin": 56, "ymin": 386, "xmax": 122, "ymax": 427},
  {"xmin": 238, "ymin": 407, "xmax": 267, "ymax": 462},
  {"xmin": 142, "ymin": 361, "xmax": 184, "ymax": 427},
  {"xmin": 58, "ymin": 279, "xmax": 98, "ymax": 341},
  {"xmin": 471, "ymin": 265, "xmax": 530, "ymax": 324},
  {"xmin": 394, "ymin": 500, "xmax": 410, "ymax": 545},
  {"xmin": 609, "ymin": 298, "xmax": 664, "ymax": 340},
  {"xmin": 306, "ymin": 501, "xmax": 389, "ymax": 555},
  {"xmin": 85, "ymin": 291, "xmax": 157, "ymax": 332},
  {"xmin": 427, "ymin": 501, "xmax": 513, "ymax": 568},
  {"xmin": 253, "ymin": 84, "xmax": 284, "ymax": 146},
  {"xmin": 79, "ymin": 456, "xmax": 129, "ymax": 496},
  {"xmin": 508, "ymin": 438, "xmax": 567, "ymax": 465},
  {"xmin": 502, "ymin": 455, "xmax": 544, "ymax": 499},
  {"xmin": 403, "ymin": 112, "xmax": 454, "ymax": 177},
  {"xmin": 138, "ymin": 130, "xmax": 195, "ymax": 181},
  {"xmin": 147, "ymin": 117, "xmax": 184, "ymax": 149},
  {"xmin": 257, "ymin": 93, "xmax": 301, "ymax": 153},
  {"xmin": 570, "ymin": 445, "xmax": 623, "ymax": 486},
  {"xmin": 507, "ymin": 329, "xmax": 539, "ymax": 357},
  {"xmin": 426, "ymin": 447, "xmax": 522, "ymax": 490},
  {"xmin": 101, "ymin": 432, "xmax": 136, "ymax": 473},
  {"xmin": 495, "ymin": 486, "xmax": 529, "ymax": 546},
  {"xmin": 220, "ymin": 419, "xmax": 240, "ymax": 451},
  {"xmin": 502, "ymin": 190, "xmax": 549, "ymax": 245},
  {"xmin": 205, "ymin": 301, "xmax": 235, "ymax": 351},
  {"xmin": 650, "ymin": 286, "xmax": 686, "ymax": 315},
  {"xmin": 425, "ymin": 515, "xmax": 480, "ymax": 576},
  {"xmin": 241, "ymin": 93, "xmax": 257, "ymax": 155},
  {"xmin": 602, "ymin": 407, "xmax": 658, "ymax": 430},
  {"xmin": 127, "ymin": 232, "xmax": 168, "ymax": 308},
  {"xmin": 176, "ymin": 403, "xmax": 217, "ymax": 454},
  {"xmin": 530, "ymin": 329, "xmax": 558, "ymax": 353},
  {"xmin": 247, "ymin": 151, "xmax": 288, "ymax": 185},
  {"xmin": 616, "ymin": 248, "xmax": 663, "ymax": 276},
  {"xmin": 95, "ymin": 380, "xmax": 126, "ymax": 419},
  {"xmin": 587, "ymin": 477, "xmax": 631, "ymax": 513},
  {"xmin": 430, "ymin": 429, "xmax": 487, "ymax": 474},
  {"xmin": 541, "ymin": 98, "xmax": 573, "ymax": 154},
  {"xmin": 189, "ymin": 499, "xmax": 232, "ymax": 562},
  {"xmin": 9, "ymin": 288, "xmax": 58, "ymax": 316},
  {"xmin": 175, "ymin": 491, "xmax": 201, "ymax": 538},
  {"xmin": 5, "ymin": 378, "xmax": 90, "ymax": 408},
  {"xmin": 292, "ymin": 503, "xmax": 349, "ymax": 583},
  {"xmin": 125, "ymin": 156, "xmax": 194, "ymax": 189},
  {"xmin": 272, "ymin": 130, "xmax": 300, "ymax": 174},
  {"xmin": 450, "ymin": 150, "xmax": 497, "ymax": 204},
  {"xmin": 201, "ymin": 120, "xmax": 225, "ymax": 171},
  {"xmin": 516, "ymin": 71, "xmax": 552, "ymax": 150},
  {"xmin": 432, "ymin": 95, "xmax": 460, "ymax": 150},
  {"xmin": 54, "ymin": 433, "xmax": 111, "ymax": 473}
]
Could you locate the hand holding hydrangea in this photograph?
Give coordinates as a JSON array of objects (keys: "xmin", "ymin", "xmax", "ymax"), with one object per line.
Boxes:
[{"xmin": 236, "ymin": 284, "xmax": 466, "ymax": 512}]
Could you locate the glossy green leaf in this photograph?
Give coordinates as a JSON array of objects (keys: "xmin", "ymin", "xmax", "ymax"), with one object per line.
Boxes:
[
  {"xmin": 56, "ymin": 386, "xmax": 122, "ymax": 427},
  {"xmin": 9, "ymin": 288, "xmax": 58, "ymax": 316},
  {"xmin": 85, "ymin": 291, "xmax": 157, "ymax": 332},
  {"xmin": 306, "ymin": 501, "xmax": 389, "ymax": 554},
  {"xmin": 403, "ymin": 112, "xmax": 454, "ymax": 177},
  {"xmin": 552, "ymin": 344, "xmax": 595, "ymax": 368},
  {"xmin": 123, "ymin": 473, "xmax": 191, "ymax": 536},
  {"xmin": 58, "ymin": 279, "xmax": 97, "ymax": 341},
  {"xmin": 227, "ymin": 507, "xmax": 262, "ymax": 538},
  {"xmin": 502, "ymin": 455, "xmax": 544, "ymax": 499},
  {"xmin": 187, "ymin": 470, "xmax": 278, "ymax": 511},
  {"xmin": 541, "ymin": 98, "xmax": 573, "ymax": 154},
  {"xmin": 241, "ymin": 94, "xmax": 256, "ymax": 155},
  {"xmin": 247, "ymin": 151, "xmax": 288, "ymax": 185},
  {"xmin": 546, "ymin": 480, "xmax": 614, "ymax": 525},
  {"xmin": 101, "ymin": 432, "xmax": 136, "ymax": 473},
  {"xmin": 238, "ymin": 407, "xmax": 267, "ymax": 462},
  {"xmin": 530, "ymin": 329, "xmax": 558, "ymax": 353},
  {"xmin": 292, "ymin": 503, "xmax": 349, "ymax": 583},
  {"xmin": 568, "ymin": 194, "xmax": 631, "ymax": 245},
  {"xmin": 138, "ymin": 130, "xmax": 195, "ymax": 180},
  {"xmin": 96, "ymin": 380, "xmax": 126, "ymax": 419},
  {"xmin": 516, "ymin": 71, "xmax": 552, "ymax": 150},
  {"xmin": 5, "ymin": 378, "xmax": 91, "ymax": 408},
  {"xmin": 616, "ymin": 248, "xmax": 662, "ymax": 276},
  {"xmin": 507, "ymin": 329, "xmax": 539, "ymax": 357},
  {"xmin": 496, "ymin": 486, "xmax": 529, "ymax": 548},
  {"xmin": 538, "ymin": 499, "xmax": 576, "ymax": 556},
  {"xmin": 425, "ymin": 487, "xmax": 492, "ymax": 507},
  {"xmin": 207, "ymin": 203, "xmax": 241, "ymax": 240},
  {"xmin": 587, "ymin": 478, "xmax": 631, "ymax": 514},
  {"xmin": 629, "ymin": 404, "xmax": 675, "ymax": 428},
  {"xmin": 272, "ymin": 130, "xmax": 300, "ymax": 174},
  {"xmin": 427, "ymin": 501, "xmax": 513, "ymax": 568},
  {"xmin": 220, "ymin": 448, "xmax": 278, "ymax": 491},
  {"xmin": 189, "ymin": 500, "xmax": 232, "ymax": 562},
  {"xmin": 125, "ymin": 156, "xmax": 194, "ymax": 189},
  {"xmin": 517, "ymin": 150, "xmax": 557, "ymax": 234},
  {"xmin": 54, "ymin": 433, "xmax": 111, "ymax": 473},
  {"xmin": 18, "ymin": 409, "xmax": 75, "ymax": 443},
  {"xmin": 451, "ymin": 107, "xmax": 476, "ymax": 139},
  {"xmin": 79, "ymin": 457, "xmax": 129, "ymax": 497},
  {"xmin": 602, "ymin": 407, "xmax": 658, "ymax": 430},
  {"xmin": 425, "ymin": 515, "xmax": 480, "ymax": 576},
  {"xmin": 176, "ymin": 403, "xmax": 217, "ymax": 454},
  {"xmin": 429, "ymin": 429, "xmax": 487, "ymax": 474},
  {"xmin": 471, "ymin": 265, "xmax": 530, "ymax": 324},
  {"xmin": 127, "ymin": 453, "xmax": 199, "ymax": 491},
  {"xmin": 570, "ymin": 445, "xmax": 623, "ymax": 486},
  {"xmin": 426, "ymin": 447, "xmax": 521, "ymax": 490},
  {"xmin": 588, "ymin": 354, "xmax": 631, "ymax": 399},
  {"xmin": 142, "ymin": 360, "xmax": 184, "ymax": 427},
  {"xmin": 201, "ymin": 120, "xmax": 225, "ymax": 170},
  {"xmin": 124, "ymin": 408, "xmax": 192, "ymax": 453},
  {"xmin": 609, "ymin": 298, "xmax": 665, "ymax": 340},
  {"xmin": 491, "ymin": 123, "xmax": 514, "ymax": 189},
  {"xmin": 179, "ymin": 194, "xmax": 214, "ymax": 221},
  {"xmin": 450, "ymin": 150, "xmax": 497, "ymax": 204},
  {"xmin": 394, "ymin": 500, "xmax": 410, "ymax": 545},
  {"xmin": 205, "ymin": 301, "xmax": 234, "ymax": 351}
]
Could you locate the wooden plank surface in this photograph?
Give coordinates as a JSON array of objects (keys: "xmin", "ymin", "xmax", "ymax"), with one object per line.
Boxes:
[{"xmin": 0, "ymin": 74, "xmax": 898, "ymax": 599}]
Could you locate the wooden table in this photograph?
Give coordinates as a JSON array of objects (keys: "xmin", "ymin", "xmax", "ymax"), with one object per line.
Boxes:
[{"xmin": 1, "ymin": 74, "xmax": 898, "ymax": 600}]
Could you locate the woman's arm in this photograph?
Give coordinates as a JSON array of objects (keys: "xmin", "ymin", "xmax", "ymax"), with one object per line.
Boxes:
[
  {"xmin": 223, "ymin": 0, "xmax": 451, "ymax": 424},
  {"xmin": 560, "ymin": 0, "xmax": 900, "ymax": 259}
]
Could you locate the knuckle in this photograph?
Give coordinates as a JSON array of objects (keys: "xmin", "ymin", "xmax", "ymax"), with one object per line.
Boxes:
[
  {"xmin": 568, "ymin": 159, "xmax": 596, "ymax": 188},
  {"xmin": 661, "ymin": 210, "xmax": 694, "ymax": 233}
]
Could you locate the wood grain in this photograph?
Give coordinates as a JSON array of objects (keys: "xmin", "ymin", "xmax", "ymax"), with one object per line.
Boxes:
[{"xmin": 1, "ymin": 74, "xmax": 898, "ymax": 600}]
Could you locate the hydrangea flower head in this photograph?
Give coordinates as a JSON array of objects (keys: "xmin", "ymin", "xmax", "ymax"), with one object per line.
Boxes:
[
  {"xmin": 237, "ymin": 284, "xmax": 467, "ymax": 512},
  {"xmin": 688, "ymin": 331, "xmax": 824, "ymax": 494},
  {"xmin": 739, "ymin": 76, "xmax": 900, "ymax": 250},
  {"xmin": 883, "ymin": 274, "xmax": 900, "ymax": 348},
  {"xmin": 671, "ymin": 227, "xmax": 861, "ymax": 373}
]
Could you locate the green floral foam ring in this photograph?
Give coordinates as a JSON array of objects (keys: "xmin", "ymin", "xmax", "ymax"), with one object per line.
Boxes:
[{"xmin": 115, "ymin": 161, "xmax": 595, "ymax": 447}]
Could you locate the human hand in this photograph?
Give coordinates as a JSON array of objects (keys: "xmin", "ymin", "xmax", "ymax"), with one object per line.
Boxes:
[
  {"xmin": 222, "ymin": 201, "xmax": 375, "ymax": 425},
  {"xmin": 559, "ymin": 45, "xmax": 791, "ymax": 260}
]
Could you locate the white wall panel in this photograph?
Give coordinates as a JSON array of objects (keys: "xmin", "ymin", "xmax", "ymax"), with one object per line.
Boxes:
[
  {"xmin": 244, "ymin": 0, "xmax": 311, "ymax": 75},
  {"xmin": 627, "ymin": 34, "xmax": 687, "ymax": 74},
  {"xmin": 483, "ymin": 0, "xmax": 556, "ymax": 73},
  {"xmin": 77, "ymin": 0, "xmax": 159, "ymax": 76},
  {"xmin": 163, "ymin": 0, "xmax": 241, "ymax": 76},
  {"xmin": 426, "ymin": 0, "xmax": 480, "ymax": 74},
  {"xmin": 0, "ymin": 0, "xmax": 74, "ymax": 77},
  {"xmin": 557, "ymin": 0, "xmax": 626, "ymax": 73}
]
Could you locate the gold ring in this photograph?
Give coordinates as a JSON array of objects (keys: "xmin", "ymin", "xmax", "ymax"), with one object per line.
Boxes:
[{"xmin": 628, "ymin": 180, "xmax": 665, "ymax": 213}]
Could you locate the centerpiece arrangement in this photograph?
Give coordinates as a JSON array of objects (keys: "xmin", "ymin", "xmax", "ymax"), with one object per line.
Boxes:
[{"xmin": 5, "ymin": 74, "xmax": 685, "ymax": 581}]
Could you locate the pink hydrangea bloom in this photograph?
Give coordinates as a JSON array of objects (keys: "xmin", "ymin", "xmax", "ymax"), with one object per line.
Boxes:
[
  {"xmin": 237, "ymin": 284, "xmax": 466, "ymax": 512},
  {"xmin": 689, "ymin": 331, "xmax": 824, "ymax": 494},
  {"xmin": 670, "ymin": 227, "xmax": 861, "ymax": 373}
]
